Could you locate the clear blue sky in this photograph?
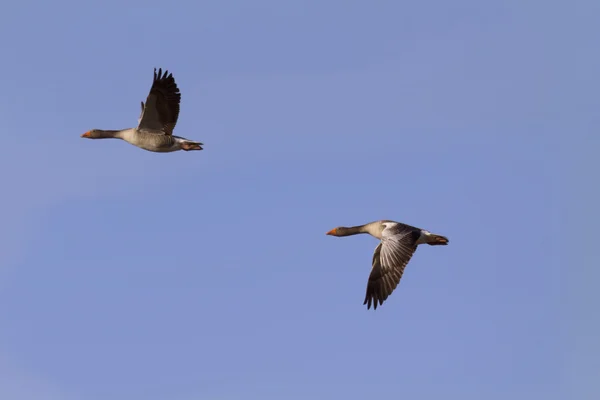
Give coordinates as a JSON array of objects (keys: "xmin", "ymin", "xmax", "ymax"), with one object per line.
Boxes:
[{"xmin": 0, "ymin": 1, "xmax": 595, "ymax": 399}]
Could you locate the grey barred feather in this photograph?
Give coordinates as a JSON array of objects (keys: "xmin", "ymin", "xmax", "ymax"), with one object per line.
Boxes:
[{"xmin": 363, "ymin": 223, "xmax": 420, "ymax": 310}]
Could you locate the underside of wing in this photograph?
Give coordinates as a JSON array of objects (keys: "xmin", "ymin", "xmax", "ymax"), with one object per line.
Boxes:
[
  {"xmin": 363, "ymin": 228, "xmax": 419, "ymax": 310},
  {"xmin": 137, "ymin": 68, "xmax": 181, "ymax": 135}
]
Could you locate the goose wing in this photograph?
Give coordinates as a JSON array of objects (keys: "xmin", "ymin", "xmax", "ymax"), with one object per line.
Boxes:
[
  {"xmin": 137, "ymin": 68, "xmax": 181, "ymax": 135},
  {"xmin": 363, "ymin": 223, "xmax": 420, "ymax": 310}
]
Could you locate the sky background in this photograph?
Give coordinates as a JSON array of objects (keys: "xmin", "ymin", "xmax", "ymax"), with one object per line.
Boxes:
[{"xmin": 0, "ymin": 1, "xmax": 596, "ymax": 399}]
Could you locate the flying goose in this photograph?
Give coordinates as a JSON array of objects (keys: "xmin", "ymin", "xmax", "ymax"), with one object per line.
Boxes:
[
  {"xmin": 81, "ymin": 68, "xmax": 203, "ymax": 153},
  {"xmin": 326, "ymin": 220, "xmax": 448, "ymax": 310}
]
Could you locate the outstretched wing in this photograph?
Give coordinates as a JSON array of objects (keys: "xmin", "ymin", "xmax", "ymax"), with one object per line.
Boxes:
[
  {"xmin": 363, "ymin": 223, "xmax": 420, "ymax": 310},
  {"xmin": 137, "ymin": 68, "xmax": 181, "ymax": 135}
]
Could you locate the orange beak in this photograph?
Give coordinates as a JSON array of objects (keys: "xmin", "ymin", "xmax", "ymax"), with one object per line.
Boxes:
[
  {"xmin": 81, "ymin": 131, "xmax": 91, "ymax": 138},
  {"xmin": 326, "ymin": 228, "xmax": 337, "ymax": 236}
]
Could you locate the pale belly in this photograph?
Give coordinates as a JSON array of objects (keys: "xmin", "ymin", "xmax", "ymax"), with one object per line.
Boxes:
[
  {"xmin": 120, "ymin": 130, "xmax": 180, "ymax": 153},
  {"xmin": 133, "ymin": 142, "xmax": 180, "ymax": 153}
]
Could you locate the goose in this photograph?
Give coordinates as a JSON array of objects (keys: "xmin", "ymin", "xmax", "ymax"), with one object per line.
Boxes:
[
  {"xmin": 326, "ymin": 220, "xmax": 448, "ymax": 310},
  {"xmin": 81, "ymin": 68, "xmax": 203, "ymax": 153}
]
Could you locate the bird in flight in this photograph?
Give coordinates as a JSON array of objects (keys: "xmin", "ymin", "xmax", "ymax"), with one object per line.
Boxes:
[
  {"xmin": 326, "ymin": 220, "xmax": 448, "ymax": 310},
  {"xmin": 81, "ymin": 68, "xmax": 203, "ymax": 153}
]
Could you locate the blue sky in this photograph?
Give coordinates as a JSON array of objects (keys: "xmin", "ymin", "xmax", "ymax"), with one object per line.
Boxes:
[{"xmin": 0, "ymin": 1, "xmax": 595, "ymax": 399}]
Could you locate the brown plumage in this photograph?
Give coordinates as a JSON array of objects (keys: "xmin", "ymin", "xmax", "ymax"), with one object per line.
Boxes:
[
  {"xmin": 81, "ymin": 68, "xmax": 203, "ymax": 153},
  {"xmin": 326, "ymin": 220, "xmax": 449, "ymax": 310}
]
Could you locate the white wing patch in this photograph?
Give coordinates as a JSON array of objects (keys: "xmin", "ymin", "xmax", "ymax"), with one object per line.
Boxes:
[{"xmin": 381, "ymin": 221, "xmax": 396, "ymax": 230}]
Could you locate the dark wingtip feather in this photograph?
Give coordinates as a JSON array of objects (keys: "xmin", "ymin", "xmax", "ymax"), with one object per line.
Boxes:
[
  {"xmin": 364, "ymin": 294, "xmax": 374, "ymax": 310},
  {"xmin": 363, "ymin": 286, "xmax": 386, "ymax": 310}
]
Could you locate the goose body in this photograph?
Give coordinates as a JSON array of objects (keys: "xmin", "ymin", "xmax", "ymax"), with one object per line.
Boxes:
[
  {"xmin": 326, "ymin": 220, "xmax": 449, "ymax": 310},
  {"xmin": 81, "ymin": 68, "xmax": 203, "ymax": 153}
]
